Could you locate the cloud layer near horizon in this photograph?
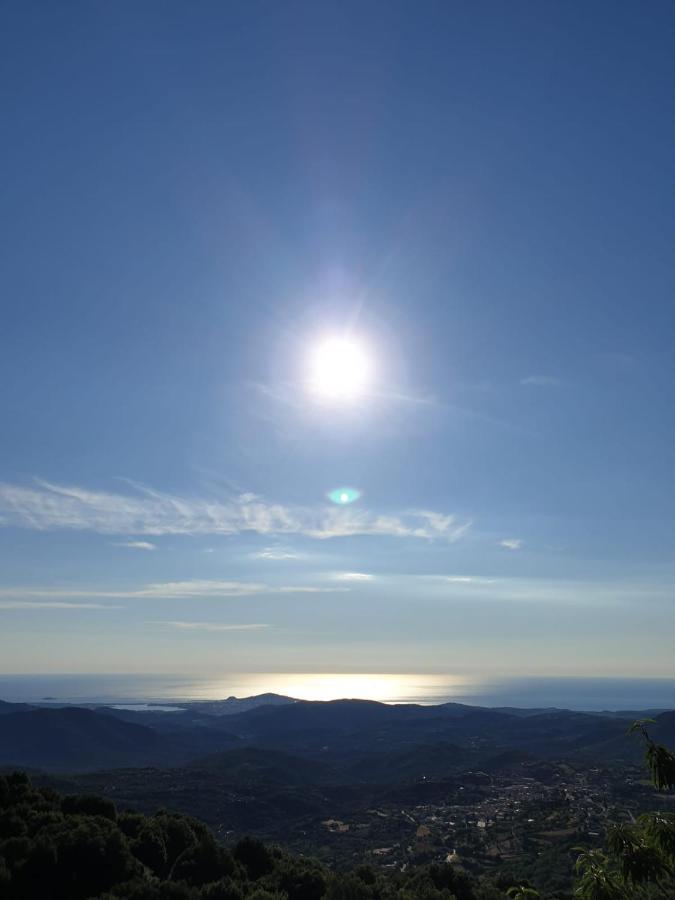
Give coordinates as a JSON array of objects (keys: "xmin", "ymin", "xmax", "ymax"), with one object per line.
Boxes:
[
  {"xmin": 157, "ymin": 621, "xmax": 270, "ymax": 632},
  {"xmin": 0, "ymin": 580, "xmax": 349, "ymax": 601},
  {"xmin": 0, "ymin": 479, "xmax": 470, "ymax": 542}
]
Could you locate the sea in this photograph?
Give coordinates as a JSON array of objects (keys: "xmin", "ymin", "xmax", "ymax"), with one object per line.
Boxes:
[{"xmin": 0, "ymin": 673, "xmax": 674, "ymax": 711}]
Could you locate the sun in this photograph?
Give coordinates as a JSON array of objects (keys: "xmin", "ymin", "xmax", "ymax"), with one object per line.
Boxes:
[{"xmin": 307, "ymin": 337, "xmax": 372, "ymax": 402}]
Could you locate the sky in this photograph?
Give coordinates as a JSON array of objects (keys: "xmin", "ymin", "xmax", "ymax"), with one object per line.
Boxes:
[{"xmin": 1, "ymin": 1, "xmax": 674, "ymax": 680}]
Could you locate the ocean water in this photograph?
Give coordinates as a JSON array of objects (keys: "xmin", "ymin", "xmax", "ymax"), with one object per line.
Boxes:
[{"xmin": 0, "ymin": 672, "xmax": 674, "ymax": 711}]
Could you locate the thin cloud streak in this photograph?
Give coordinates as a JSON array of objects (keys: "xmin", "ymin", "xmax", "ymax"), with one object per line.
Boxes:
[
  {"xmin": 335, "ymin": 572, "xmax": 375, "ymax": 582},
  {"xmin": 157, "ymin": 621, "xmax": 270, "ymax": 632},
  {"xmin": 111, "ymin": 541, "xmax": 156, "ymax": 551},
  {"xmin": 0, "ymin": 580, "xmax": 350, "ymax": 600},
  {"xmin": 0, "ymin": 601, "xmax": 123, "ymax": 610},
  {"xmin": 138, "ymin": 580, "xmax": 267, "ymax": 598},
  {"xmin": 276, "ymin": 586, "xmax": 350, "ymax": 594},
  {"xmin": 0, "ymin": 479, "xmax": 470, "ymax": 543},
  {"xmin": 428, "ymin": 575, "xmax": 496, "ymax": 584},
  {"xmin": 419, "ymin": 574, "xmax": 673, "ymax": 608},
  {"xmin": 250, "ymin": 547, "xmax": 302, "ymax": 560}
]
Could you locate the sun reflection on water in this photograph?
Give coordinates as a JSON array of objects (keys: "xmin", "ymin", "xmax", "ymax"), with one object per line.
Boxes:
[{"xmin": 194, "ymin": 673, "xmax": 478, "ymax": 705}]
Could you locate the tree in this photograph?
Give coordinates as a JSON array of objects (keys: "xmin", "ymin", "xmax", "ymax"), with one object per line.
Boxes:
[
  {"xmin": 232, "ymin": 836, "xmax": 274, "ymax": 880},
  {"xmin": 62, "ymin": 792, "xmax": 117, "ymax": 821},
  {"xmin": 275, "ymin": 857, "xmax": 327, "ymax": 900},
  {"xmin": 170, "ymin": 837, "xmax": 235, "ymax": 887},
  {"xmin": 506, "ymin": 887, "xmax": 540, "ymax": 900},
  {"xmin": 131, "ymin": 819, "xmax": 168, "ymax": 873},
  {"xmin": 573, "ymin": 720, "xmax": 675, "ymax": 898},
  {"xmin": 573, "ymin": 849, "xmax": 624, "ymax": 900},
  {"xmin": 325, "ymin": 873, "xmax": 372, "ymax": 900},
  {"xmin": 200, "ymin": 877, "xmax": 245, "ymax": 900},
  {"xmin": 628, "ymin": 720, "xmax": 675, "ymax": 792},
  {"xmin": 0, "ymin": 772, "xmax": 508, "ymax": 900}
]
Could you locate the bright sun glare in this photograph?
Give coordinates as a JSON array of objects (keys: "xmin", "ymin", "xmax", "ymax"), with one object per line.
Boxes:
[{"xmin": 307, "ymin": 337, "xmax": 372, "ymax": 402}]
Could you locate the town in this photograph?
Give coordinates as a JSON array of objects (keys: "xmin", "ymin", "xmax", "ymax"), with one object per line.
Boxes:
[{"xmin": 47, "ymin": 757, "xmax": 674, "ymax": 896}]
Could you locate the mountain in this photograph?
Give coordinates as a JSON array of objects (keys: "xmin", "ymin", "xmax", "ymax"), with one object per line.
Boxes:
[
  {"xmin": 347, "ymin": 740, "xmax": 477, "ymax": 782},
  {"xmin": 94, "ymin": 692, "xmax": 295, "ymax": 722},
  {"xmin": 652, "ymin": 710, "xmax": 675, "ymax": 744},
  {"xmin": 0, "ymin": 705, "xmax": 238, "ymax": 771},
  {"xmin": 0, "ymin": 707, "xmax": 185, "ymax": 770},
  {"xmin": 175, "ymin": 693, "xmax": 296, "ymax": 716},
  {"xmin": 208, "ymin": 699, "xmax": 638, "ymax": 763},
  {"xmin": 578, "ymin": 709, "xmax": 675, "ymax": 764},
  {"xmin": 0, "ymin": 699, "xmax": 35, "ymax": 715},
  {"xmin": 3, "ymin": 693, "xmax": 668, "ymax": 895},
  {"xmin": 192, "ymin": 746, "xmax": 338, "ymax": 785},
  {"xmin": 0, "ymin": 694, "xmax": 671, "ymax": 774}
]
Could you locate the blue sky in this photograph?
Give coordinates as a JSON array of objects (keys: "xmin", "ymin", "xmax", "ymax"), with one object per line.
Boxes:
[{"xmin": 1, "ymin": 1, "xmax": 674, "ymax": 679}]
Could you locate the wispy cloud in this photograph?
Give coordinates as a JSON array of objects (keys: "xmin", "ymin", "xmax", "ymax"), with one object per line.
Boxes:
[
  {"xmin": 0, "ymin": 601, "xmax": 122, "ymax": 610},
  {"xmin": 420, "ymin": 574, "xmax": 668, "ymax": 608},
  {"xmin": 137, "ymin": 580, "xmax": 267, "ymax": 598},
  {"xmin": 250, "ymin": 547, "xmax": 301, "ymax": 560},
  {"xmin": 335, "ymin": 572, "xmax": 375, "ymax": 582},
  {"xmin": 276, "ymin": 585, "xmax": 350, "ymax": 594},
  {"xmin": 157, "ymin": 621, "xmax": 269, "ymax": 632},
  {"xmin": 520, "ymin": 375, "xmax": 563, "ymax": 387},
  {"xmin": 429, "ymin": 575, "xmax": 496, "ymax": 584},
  {"xmin": 0, "ymin": 479, "xmax": 470, "ymax": 543},
  {"xmin": 500, "ymin": 538, "xmax": 523, "ymax": 551},
  {"xmin": 111, "ymin": 541, "xmax": 156, "ymax": 551},
  {"xmin": 144, "ymin": 581, "xmax": 349, "ymax": 597},
  {"xmin": 0, "ymin": 579, "xmax": 348, "ymax": 601}
]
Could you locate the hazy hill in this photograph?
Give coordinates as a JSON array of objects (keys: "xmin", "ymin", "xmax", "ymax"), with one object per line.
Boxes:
[
  {"xmin": 192, "ymin": 745, "xmax": 338, "ymax": 785},
  {"xmin": 574, "ymin": 709, "xmax": 675, "ymax": 764},
  {"xmin": 0, "ymin": 699, "xmax": 34, "ymax": 715},
  {"xmin": 0, "ymin": 694, "xmax": 672, "ymax": 773},
  {"xmin": 176, "ymin": 693, "xmax": 296, "ymax": 716},
  {"xmin": 0, "ymin": 707, "xmax": 172, "ymax": 770},
  {"xmin": 0, "ymin": 706, "xmax": 237, "ymax": 771},
  {"xmin": 211, "ymin": 699, "xmax": 639, "ymax": 763},
  {"xmin": 347, "ymin": 740, "xmax": 477, "ymax": 783},
  {"xmin": 96, "ymin": 692, "xmax": 295, "ymax": 726}
]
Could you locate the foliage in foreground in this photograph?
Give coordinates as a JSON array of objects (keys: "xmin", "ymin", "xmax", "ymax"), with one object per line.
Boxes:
[
  {"xmin": 573, "ymin": 721, "xmax": 675, "ymax": 899},
  {"xmin": 0, "ymin": 771, "xmax": 516, "ymax": 900}
]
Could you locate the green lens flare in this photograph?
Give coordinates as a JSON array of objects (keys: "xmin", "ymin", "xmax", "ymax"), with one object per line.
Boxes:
[{"xmin": 328, "ymin": 487, "xmax": 361, "ymax": 505}]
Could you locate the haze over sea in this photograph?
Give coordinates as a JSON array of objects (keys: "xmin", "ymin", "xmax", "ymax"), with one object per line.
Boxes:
[{"xmin": 1, "ymin": 673, "xmax": 674, "ymax": 712}]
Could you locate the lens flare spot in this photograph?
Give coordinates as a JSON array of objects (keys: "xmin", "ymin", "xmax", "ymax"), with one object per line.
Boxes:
[{"xmin": 328, "ymin": 487, "xmax": 361, "ymax": 505}]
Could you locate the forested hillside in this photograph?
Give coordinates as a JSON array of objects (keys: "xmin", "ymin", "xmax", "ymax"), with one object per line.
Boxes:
[{"xmin": 0, "ymin": 771, "xmax": 512, "ymax": 900}]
